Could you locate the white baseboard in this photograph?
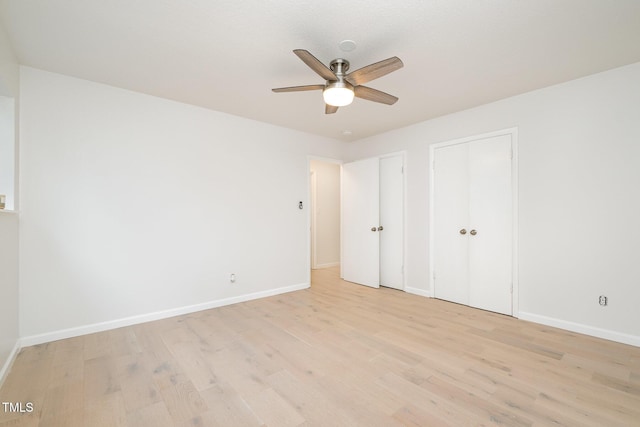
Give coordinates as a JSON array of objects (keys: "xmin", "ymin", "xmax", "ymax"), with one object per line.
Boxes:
[
  {"xmin": 518, "ymin": 312, "xmax": 640, "ymax": 347},
  {"xmin": 0, "ymin": 340, "xmax": 21, "ymax": 388},
  {"xmin": 312, "ymin": 262, "xmax": 340, "ymax": 269},
  {"xmin": 405, "ymin": 286, "xmax": 432, "ymax": 298},
  {"xmin": 20, "ymin": 282, "xmax": 310, "ymax": 347}
]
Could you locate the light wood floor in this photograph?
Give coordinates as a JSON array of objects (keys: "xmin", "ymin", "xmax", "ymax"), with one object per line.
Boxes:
[{"xmin": 1, "ymin": 267, "xmax": 639, "ymax": 426}]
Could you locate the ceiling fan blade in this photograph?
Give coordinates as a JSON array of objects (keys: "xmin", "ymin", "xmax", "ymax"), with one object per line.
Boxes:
[
  {"xmin": 325, "ymin": 104, "xmax": 339, "ymax": 114},
  {"xmin": 354, "ymin": 86, "xmax": 399, "ymax": 105},
  {"xmin": 272, "ymin": 84, "xmax": 325, "ymax": 93},
  {"xmin": 345, "ymin": 56, "xmax": 403, "ymax": 86},
  {"xmin": 293, "ymin": 49, "xmax": 337, "ymax": 81}
]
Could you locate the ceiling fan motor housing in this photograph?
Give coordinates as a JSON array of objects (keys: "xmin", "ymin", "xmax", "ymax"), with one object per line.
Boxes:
[
  {"xmin": 326, "ymin": 58, "xmax": 352, "ymax": 89},
  {"xmin": 329, "ymin": 58, "xmax": 350, "ymax": 75}
]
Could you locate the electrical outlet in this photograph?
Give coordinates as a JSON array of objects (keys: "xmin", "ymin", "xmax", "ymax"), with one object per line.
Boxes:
[
  {"xmin": 229, "ymin": 273, "xmax": 236, "ymax": 283},
  {"xmin": 598, "ymin": 295, "xmax": 607, "ymax": 306}
]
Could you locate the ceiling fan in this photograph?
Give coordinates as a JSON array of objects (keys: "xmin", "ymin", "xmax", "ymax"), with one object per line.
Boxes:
[{"xmin": 272, "ymin": 49, "xmax": 404, "ymax": 114}]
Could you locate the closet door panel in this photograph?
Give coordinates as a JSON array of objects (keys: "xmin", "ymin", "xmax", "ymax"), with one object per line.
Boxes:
[
  {"xmin": 380, "ymin": 155, "xmax": 404, "ymax": 290},
  {"xmin": 468, "ymin": 135, "xmax": 513, "ymax": 315},
  {"xmin": 433, "ymin": 143, "xmax": 470, "ymax": 305}
]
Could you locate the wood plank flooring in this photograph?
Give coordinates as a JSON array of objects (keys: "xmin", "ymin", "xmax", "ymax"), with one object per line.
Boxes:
[{"xmin": 1, "ymin": 266, "xmax": 639, "ymax": 426}]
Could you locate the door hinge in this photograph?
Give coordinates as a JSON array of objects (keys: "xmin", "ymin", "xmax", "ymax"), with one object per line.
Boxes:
[
  {"xmin": 510, "ymin": 283, "xmax": 513, "ymax": 293},
  {"xmin": 401, "ymin": 165, "xmax": 404, "ymax": 174}
]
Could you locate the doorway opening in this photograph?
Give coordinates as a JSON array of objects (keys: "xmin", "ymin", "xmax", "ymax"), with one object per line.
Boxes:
[{"xmin": 309, "ymin": 158, "xmax": 342, "ymax": 286}]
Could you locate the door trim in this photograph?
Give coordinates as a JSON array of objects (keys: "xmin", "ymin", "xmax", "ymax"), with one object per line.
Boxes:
[{"xmin": 429, "ymin": 128, "xmax": 519, "ymax": 316}]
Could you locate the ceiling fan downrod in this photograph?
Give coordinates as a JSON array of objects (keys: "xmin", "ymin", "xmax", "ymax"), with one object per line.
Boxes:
[{"xmin": 329, "ymin": 58, "xmax": 350, "ymax": 76}]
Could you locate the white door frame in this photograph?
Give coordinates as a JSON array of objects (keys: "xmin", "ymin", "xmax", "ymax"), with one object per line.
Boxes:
[
  {"xmin": 429, "ymin": 128, "xmax": 519, "ymax": 316},
  {"xmin": 340, "ymin": 151, "xmax": 407, "ymax": 291}
]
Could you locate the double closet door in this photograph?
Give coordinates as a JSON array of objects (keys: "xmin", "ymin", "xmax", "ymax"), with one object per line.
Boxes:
[
  {"xmin": 341, "ymin": 154, "xmax": 404, "ymax": 290},
  {"xmin": 432, "ymin": 133, "xmax": 514, "ymax": 315}
]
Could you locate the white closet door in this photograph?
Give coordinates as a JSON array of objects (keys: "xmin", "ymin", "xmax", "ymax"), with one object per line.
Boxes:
[
  {"xmin": 433, "ymin": 143, "xmax": 470, "ymax": 305},
  {"xmin": 433, "ymin": 134, "xmax": 513, "ymax": 315},
  {"xmin": 380, "ymin": 155, "xmax": 404, "ymax": 290},
  {"xmin": 468, "ymin": 135, "xmax": 512, "ymax": 314},
  {"xmin": 341, "ymin": 158, "xmax": 380, "ymax": 288}
]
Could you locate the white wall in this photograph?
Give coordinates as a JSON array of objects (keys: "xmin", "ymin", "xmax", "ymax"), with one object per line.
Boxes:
[
  {"xmin": 310, "ymin": 160, "xmax": 340, "ymax": 268},
  {"xmin": 0, "ymin": 211, "xmax": 19, "ymax": 382},
  {"xmin": 0, "ymin": 20, "xmax": 19, "ymax": 384},
  {"xmin": 0, "ymin": 23, "xmax": 18, "ymax": 97},
  {"xmin": 19, "ymin": 67, "xmax": 343, "ymax": 341},
  {"xmin": 344, "ymin": 62, "xmax": 640, "ymax": 345},
  {"xmin": 0, "ymin": 21, "xmax": 18, "ymax": 212},
  {"xmin": 0, "ymin": 96, "xmax": 15, "ymax": 210}
]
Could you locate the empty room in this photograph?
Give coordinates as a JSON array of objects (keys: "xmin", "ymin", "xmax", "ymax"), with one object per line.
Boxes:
[{"xmin": 1, "ymin": 1, "xmax": 639, "ymax": 426}]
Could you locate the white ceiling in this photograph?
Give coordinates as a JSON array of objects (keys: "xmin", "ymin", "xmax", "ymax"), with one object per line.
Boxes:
[{"xmin": 1, "ymin": 1, "xmax": 640, "ymax": 142}]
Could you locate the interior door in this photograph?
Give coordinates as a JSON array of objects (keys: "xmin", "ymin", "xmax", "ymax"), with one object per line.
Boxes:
[
  {"xmin": 379, "ymin": 155, "xmax": 404, "ymax": 290},
  {"xmin": 341, "ymin": 158, "xmax": 380, "ymax": 288},
  {"xmin": 468, "ymin": 135, "xmax": 512, "ymax": 314},
  {"xmin": 433, "ymin": 143, "xmax": 470, "ymax": 305}
]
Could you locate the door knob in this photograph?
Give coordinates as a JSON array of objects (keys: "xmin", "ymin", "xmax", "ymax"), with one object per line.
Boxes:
[
  {"xmin": 378, "ymin": 226, "xmax": 384, "ymax": 231},
  {"xmin": 371, "ymin": 227, "xmax": 377, "ymax": 232},
  {"xmin": 470, "ymin": 229, "xmax": 477, "ymax": 235},
  {"xmin": 459, "ymin": 228, "xmax": 467, "ymax": 235}
]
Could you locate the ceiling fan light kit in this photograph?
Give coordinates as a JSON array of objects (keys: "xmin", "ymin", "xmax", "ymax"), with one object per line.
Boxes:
[
  {"xmin": 323, "ymin": 82, "xmax": 355, "ymax": 106},
  {"xmin": 272, "ymin": 49, "xmax": 403, "ymax": 114}
]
